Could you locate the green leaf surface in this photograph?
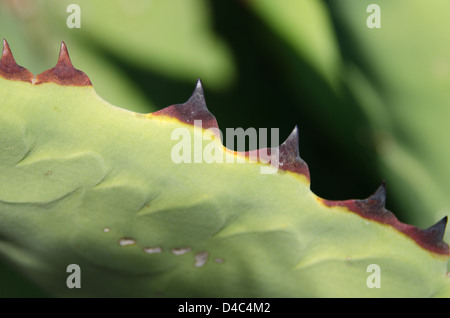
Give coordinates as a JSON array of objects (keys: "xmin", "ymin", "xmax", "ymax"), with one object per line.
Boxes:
[{"xmin": 0, "ymin": 68, "xmax": 448, "ymax": 296}]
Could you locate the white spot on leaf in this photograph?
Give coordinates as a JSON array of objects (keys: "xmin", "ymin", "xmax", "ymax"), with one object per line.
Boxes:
[
  {"xmin": 171, "ymin": 247, "xmax": 192, "ymax": 255},
  {"xmin": 195, "ymin": 251, "xmax": 209, "ymax": 267},
  {"xmin": 118, "ymin": 238, "xmax": 136, "ymax": 246},
  {"xmin": 144, "ymin": 246, "xmax": 162, "ymax": 254}
]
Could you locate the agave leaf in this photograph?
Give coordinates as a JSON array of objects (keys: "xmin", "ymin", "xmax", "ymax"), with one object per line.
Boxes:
[
  {"xmin": 249, "ymin": 0, "xmax": 341, "ymax": 89},
  {"xmin": 0, "ymin": 41, "xmax": 448, "ymax": 297}
]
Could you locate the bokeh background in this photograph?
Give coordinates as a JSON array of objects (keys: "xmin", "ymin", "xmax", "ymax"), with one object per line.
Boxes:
[{"xmin": 1, "ymin": 0, "xmax": 449, "ymax": 296}]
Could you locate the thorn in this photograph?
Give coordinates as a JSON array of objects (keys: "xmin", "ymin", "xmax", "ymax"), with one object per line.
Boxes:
[
  {"xmin": 280, "ymin": 126, "xmax": 300, "ymax": 156},
  {"xmin": 152, "ymin": 79, "xmax": 218, "ymax": 130},
  {"xmin": 35, "ymin": 41, "xmax": 91, "ymax": 86},
  {"xmin": 424, "ymin": 216, "xmax": 448, "ymax": 243},
  {"xmin": 0, "ymin": 39, "xmax": 34, "ymax": 83},
  {"xmin": 2, "ymin": 39, "xmax": 10, "ymax": 58},
  {"xmin": 57, "ymin": 41, "xmax": 73, "ymax": 67},
  {"xmin": 195, "ymin": 78, "xmax": 204, "ymax": 95},
  {"xmin": 277, "ymin": 126, "xmax": 310, "ymax": 181},
  {"xmin": 367, "ymin": 181, "xmax": 386, "ymax": 209},
  {"xmin": 185, "ymin": 78, "xmax": 207, "ymax": 110}
]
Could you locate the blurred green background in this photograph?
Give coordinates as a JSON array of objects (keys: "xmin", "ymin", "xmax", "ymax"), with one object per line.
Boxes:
[{"xmin": 1, "ymin": 0, "xmax": 449, "ymax": 296}]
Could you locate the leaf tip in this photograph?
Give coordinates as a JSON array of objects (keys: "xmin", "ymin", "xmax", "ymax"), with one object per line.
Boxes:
[
  {"xmin": 194, "ymin": 78, "xmax": 204, "ymax": 95},
  {"xmin": 58, "ymin": 41, "xmax": 71, "ymax": 66},
  {"xmin": 185, "ymin": 77, "xmax": 208, "ymax": 112}
]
